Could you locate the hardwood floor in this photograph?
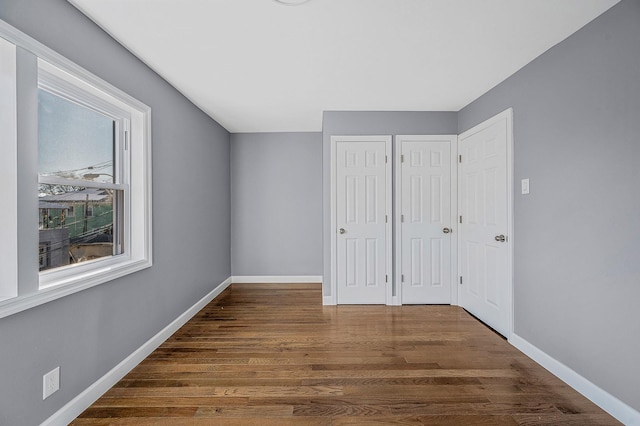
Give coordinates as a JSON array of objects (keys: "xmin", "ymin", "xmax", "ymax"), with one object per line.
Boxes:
[{"xmin": 72, "ymin": 283, "xmax": 619, "ymax": 425}]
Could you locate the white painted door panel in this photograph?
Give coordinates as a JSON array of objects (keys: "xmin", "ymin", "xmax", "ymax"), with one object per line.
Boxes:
[
  {"xmin": 336, "ymin": 140, "xmax": 389, "ymax": 304},
  {"xmin": 399, "ymin": 138, "xmax": 452, "ymax": 304},
  {"xmin": 459, "ymin": 112, "xmax": 511, "ymax": 336}
]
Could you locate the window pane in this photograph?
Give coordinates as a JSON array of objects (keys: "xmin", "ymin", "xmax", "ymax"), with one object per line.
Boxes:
[
  {"xmin": 38, "ymin": 184, "xmax": 123, "ymax": 271},
  {"xmin": 38, "ymin": 89, "xmax": 115, "ymax": 184}
]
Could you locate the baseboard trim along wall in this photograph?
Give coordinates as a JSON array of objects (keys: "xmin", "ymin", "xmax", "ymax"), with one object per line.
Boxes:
[
  {"xmin": 42, "ymin": 277, "xmax": 233, "ymax": 426},
  {"xmin": 231, "ymin": 275, "xmax": 323, "ymax": 284},
  {"xmin": 509, "ymin": 334, "xmax": 640, "ymax": 426}
]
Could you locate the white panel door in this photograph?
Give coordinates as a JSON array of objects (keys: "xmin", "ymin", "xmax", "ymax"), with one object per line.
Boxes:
[
  {"xmin": 398, "ymin": 137, "xmax": 454, "ymax": 304},
  {"xmin": 458, "ymin": 110, "xmax": 512, "ymax": 337},
  {"xmin": 335, "ymin": 139, "xmax": 390, "ymax": 304}
]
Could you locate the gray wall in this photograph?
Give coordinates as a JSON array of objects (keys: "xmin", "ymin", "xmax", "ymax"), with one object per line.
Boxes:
[
  {"xmin": 0, "ymin": 1, "xmax": 231, "ymax": 425},
  {"xmin": 231, "ymin": 132, "xmax": 322, "ymax": 276},
  {"xmin": 322, "ymin": 112, "xmax": 458, "ymax": 297},
  {"xmin": 2, "ymin": 0, "xmax": 637, "ymax": 422},
  {"xmin": 459, "ymin": 0, "xmax": 640, "ymax": 411}
]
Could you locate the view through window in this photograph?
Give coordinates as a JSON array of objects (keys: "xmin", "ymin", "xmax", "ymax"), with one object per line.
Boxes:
[{"xmin": 38, "ymin": 88, "xmax": 125, "ymax": 271}]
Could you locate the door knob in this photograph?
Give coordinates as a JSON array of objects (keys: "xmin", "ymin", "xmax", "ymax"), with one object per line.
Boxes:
[
  {"xmin": 339, "ymin": 228, "xmax": 346, "ymax": 234},
  {"xmin": 495, "ymin": 234, "xmax": 506, "ymax": 242},
  {"xmin": 442, "ymin": 227, "xmax": 452, "ymax": 234}
]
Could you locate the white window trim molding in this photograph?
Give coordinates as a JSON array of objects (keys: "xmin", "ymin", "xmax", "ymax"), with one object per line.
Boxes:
[
  {"xmin": 0, "ymin": 19, "xmax": 152, "ymax": 319},
  {"xmin": 0, "ymin": 36, "xmax": 18, "ymax": 303}
]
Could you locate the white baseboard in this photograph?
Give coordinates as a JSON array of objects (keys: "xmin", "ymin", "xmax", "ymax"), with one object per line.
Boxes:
[
  {"xmin": 42, "ymin": 277, "xmax": 233, "ymax": 426},
  {"xmin": 232, "ymin": 275, "xmax": 322, "ymax": 284},
  {"xmin": 509, "ymin": 333, "xmax": 640, "ymax": 426},
  {"xmin": 323, "ymin": 295, "xmax": 336, "ymax": 305}
]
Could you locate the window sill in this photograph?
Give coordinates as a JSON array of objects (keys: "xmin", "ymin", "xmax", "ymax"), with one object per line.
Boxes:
[{"xmin": 0, "ymin": 257, "xmax": 152, "ymax": 320}]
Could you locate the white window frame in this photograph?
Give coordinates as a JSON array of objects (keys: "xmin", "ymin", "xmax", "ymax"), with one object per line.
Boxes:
[
  {"xmin": 0, "ymin": 20, "xmax": 152, "ymax": 319},
  {"xmin": 0, "ymin": 36, "xmax": 18, "ymax": 303},
  {"xmin": 37, "ymin": 59, "xmax": 131, "ymax": 286}
]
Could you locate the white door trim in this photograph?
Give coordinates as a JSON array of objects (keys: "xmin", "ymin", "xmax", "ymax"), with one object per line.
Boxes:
[
  {"xmin": 329, "ymin": 135, "xmax": 393, "ymax": 305},
  {"xmin": 393, "ymin": 137, "xmax": 402, "ymax": 306},
  {"xmin": 394, "ymin": 135, "xmax": 458, "ymax": 306},
  {"xmin": 457, "ymin": 108, "xmax": 514, "ymax": 338},
  {"xmin": 450, "ymin": 136, "xmax": 459, "ymax": 306}
]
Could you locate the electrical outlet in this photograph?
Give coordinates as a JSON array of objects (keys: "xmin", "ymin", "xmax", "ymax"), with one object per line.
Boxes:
[
  {"xmin": 43, "ymin": 367, "xmax": 60, "ymax": 400},
  {"xmin": 521, "ymin": 178, "xmax": 530, "ymax": 195}
]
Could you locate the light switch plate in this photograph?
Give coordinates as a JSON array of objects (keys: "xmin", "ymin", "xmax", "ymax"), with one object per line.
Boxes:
[{"xmin": 521, "ymin": 178, "xmax": 530, "ymax": 195}]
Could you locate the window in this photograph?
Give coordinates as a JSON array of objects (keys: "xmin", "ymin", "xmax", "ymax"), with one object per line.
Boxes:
[
  {"xmin": 0, "ymin": 19, "xmax": 152, "ymax": 317},
  {"xmin": 36, "ymin": 59, "xmax": 152, "ymax": 291},
  {"xmin": 85, "ymin": 204, "xmax": 95, "ymax": 218},
  {"xmin": 37, "ymin": 76, "xmax": 127, "ymax": 272}
]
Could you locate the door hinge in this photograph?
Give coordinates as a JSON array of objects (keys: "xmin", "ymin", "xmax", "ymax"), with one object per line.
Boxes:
[
  {"xmin": 385, "ymin": 155, "xmax": 388, "ymax": 164},
  {"xmin": 459, "ymin": 216, "xmax": 462, "ymax": 224},
  {"xmin": 460, "ymin": 276, "xmax": 463, "ymax": 285},
  {"xmin": 385, "ymin": 215, "xmax": 388, "ymax": 223},
  {"xmin": 385, "ymin": 275, "xmax": 388, "ymax": 283},
  {"xmin": 401, "ymin": 274, "xmax": 405, "ymax": 283},
  {"xmin": 401, "ymin": 154, "xmax": 404, "ymax": 163},
  {"xmin": 401, "ymin": 214, "xmax": 404, "ymax": 222},
  {"xmin": 458, "ymin": 154, "xmax": 462, "ymax": 163}
]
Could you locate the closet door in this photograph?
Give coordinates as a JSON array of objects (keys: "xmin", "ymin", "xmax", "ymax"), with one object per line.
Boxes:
[
  {"xmin": 397, "ymin": 136, "xmax": 456, "ymax": 304},
  {"xmin": 332, "ymin": 136, "xmax": 392, "ymax": 304},
  {"xmin": 458, "ymin": 110, "xmax": 512, "ymax": 337}
]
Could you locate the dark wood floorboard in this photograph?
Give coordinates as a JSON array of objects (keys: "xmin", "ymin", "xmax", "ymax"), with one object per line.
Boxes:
[{"xmin": 72, "ymin": 283, "xmax": 619, "ymax": 425}]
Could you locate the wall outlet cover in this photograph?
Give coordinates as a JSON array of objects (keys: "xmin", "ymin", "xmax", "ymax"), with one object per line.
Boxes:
[{"xmin": 43, "ymin": 366, "xmax": 60, "ymax": 400}]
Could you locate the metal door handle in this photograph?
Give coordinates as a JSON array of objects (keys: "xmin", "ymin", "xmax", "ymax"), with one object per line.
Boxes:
[
  {"xmin": 339, "ymin": 228, "xmax": 346, "ymax": 234},
  {"xmin": 495, "ymin": 234, "xmax": 506, "ymax": 242},
  {"xmin": 442, "ymin": 227, "xmax": 451, "ymax": 234}
]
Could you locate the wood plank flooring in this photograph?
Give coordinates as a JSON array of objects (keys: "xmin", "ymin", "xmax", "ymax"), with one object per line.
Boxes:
[{"xmin": 72, "ymin": 283, "xmax": 619, "ymax": 425}]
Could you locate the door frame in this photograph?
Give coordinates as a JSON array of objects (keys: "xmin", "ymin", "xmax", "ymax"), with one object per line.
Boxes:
[
  {"xmin": 457, "ymin": 108, "xmax": 514, "ymax": 338},
  {"xmin": 394, "ymin": 135, "xmax": 458, "ymax": 306},
  {"xmin": 330, "ymin": 135, "xmax": 393, "ymax": 305}
]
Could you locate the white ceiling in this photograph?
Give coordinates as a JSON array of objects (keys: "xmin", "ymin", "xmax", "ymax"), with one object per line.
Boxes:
[{"xmin": 69, "ymin": 0, "xmax": 619, "ymax": 133}]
